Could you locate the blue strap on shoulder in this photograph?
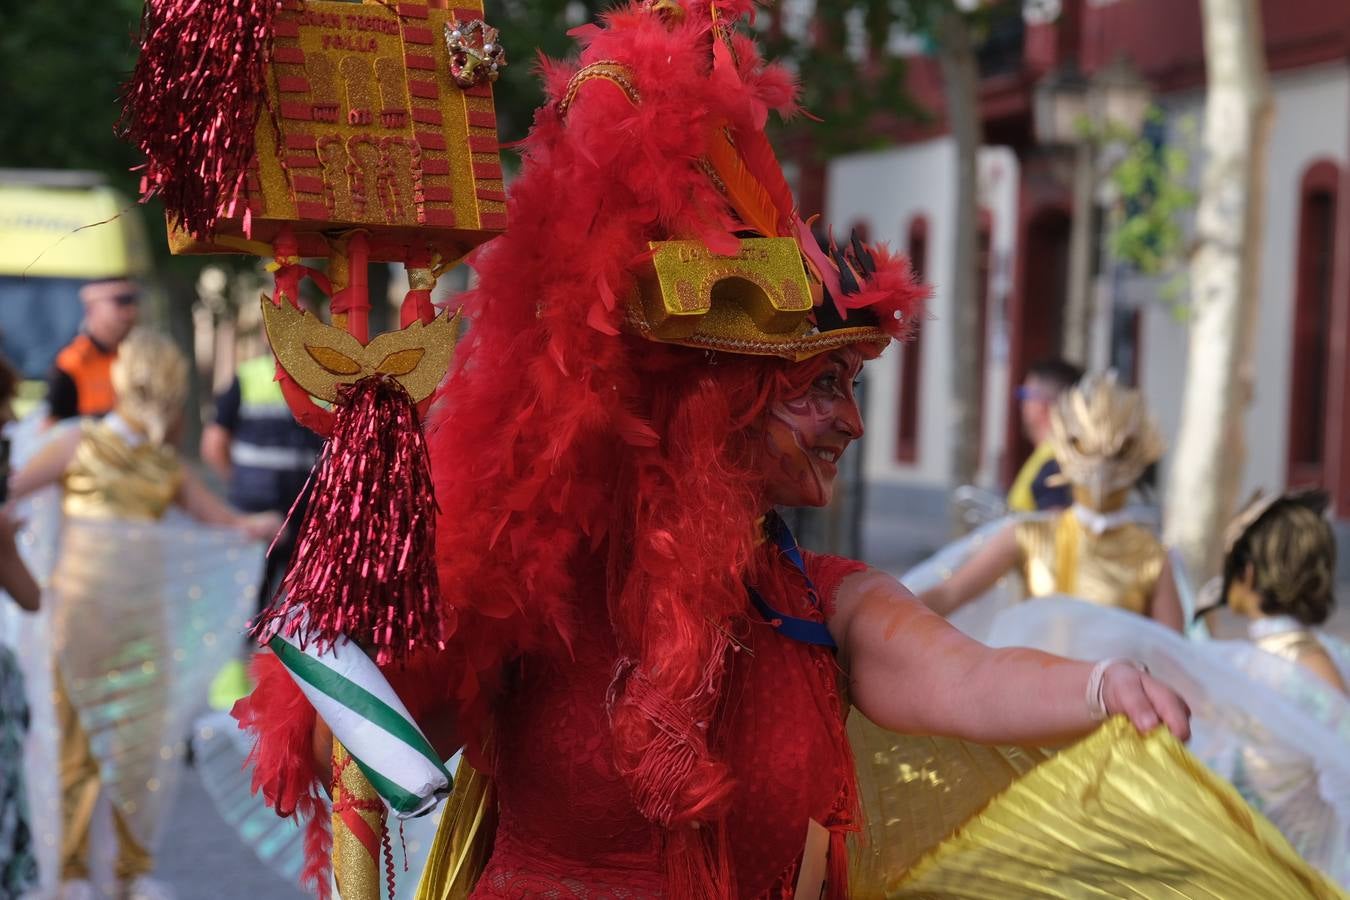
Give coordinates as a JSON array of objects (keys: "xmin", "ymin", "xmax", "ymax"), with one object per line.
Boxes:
[{"xmin": 746, "ymin": 514, "xmax": 837, "ymax": 650}]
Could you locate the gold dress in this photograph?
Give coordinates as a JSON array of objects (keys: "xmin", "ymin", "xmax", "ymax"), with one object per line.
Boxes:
[
  {"xmin": 45, "ymin": 417, "xmax": 262, "ymax": 885},
  {"xmin": 1224, "ymin": 617, "xmax": 1350, "ymax": 880},
  {"xmin": 60, "ymin": 419, "xmax": 181, "ymax": 522},
  {"xmin": 1014, "ymin": 509, "xmax": 1165, "ymax": 614},
  {"xmin": 1253, "ymin": 625, "xmax": 1344, "ymax": 686}
]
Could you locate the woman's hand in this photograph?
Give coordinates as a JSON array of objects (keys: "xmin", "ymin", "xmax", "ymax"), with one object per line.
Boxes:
[
  {"xmin": 1101, "ymin": 662, "xmax": 1191, "ymax": 740},
  {"xmin": 240, "ymin": 511, "xmax": 285, "ymax": 543},
  {"xmin": 0, "ymin": 508, "xmax": 39, "ymax": 611},
  {"xmin": 312, "ymin": 716, "xmax": 335, "ymax": 795}
]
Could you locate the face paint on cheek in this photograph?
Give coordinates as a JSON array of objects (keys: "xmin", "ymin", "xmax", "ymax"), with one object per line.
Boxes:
[
  {"xmin": 777, "ymin": 393, "xmax": 837, "ymax": 440},
  {"xmin": 764, "ymin": 405, "xmax": 828, "ymax": 506}
]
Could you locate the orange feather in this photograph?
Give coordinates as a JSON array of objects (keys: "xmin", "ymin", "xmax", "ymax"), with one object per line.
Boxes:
[{"xmin": 705, "ymin": 125, "xmax": 784, "ymax": 238}]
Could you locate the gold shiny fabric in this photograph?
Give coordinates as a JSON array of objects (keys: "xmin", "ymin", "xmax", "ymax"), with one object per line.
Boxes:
[
  {"xmin": 848, "ymin": 716, "xmax": 1052, "ymax": 888},
  {"xmin": 415, "ymin": 756, "xmax": 496, "ymax": 900},
  {"xmin": 55, "ymin": 670, "xmax": 152, "ymax": 881},
  {"xmin": 332, "ymin": 741, "xmax": 385, "ymax": 900},
  {"xmin": 60, "ymin": 421, "xmax": 181, "ymax": 521},
  {"xmin": 1256, "ymin": 629, "xmax": 1335, "ymax": 672},
  {"xmin": 1015, "ymin": 511, "xmax": 1164, "ymax": 614},
  {"xmin": 862, "ymin": 718, "xmax": 1345, "ymax": 899},
  {"xmin": 49, "ymin": 514, "xmax": 260, "ymax": 862}
]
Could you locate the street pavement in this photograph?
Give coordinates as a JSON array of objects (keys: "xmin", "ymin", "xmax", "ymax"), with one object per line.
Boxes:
[{"xmin": 156, "ymin": 771, "xmax": 305, "ymax": 900}]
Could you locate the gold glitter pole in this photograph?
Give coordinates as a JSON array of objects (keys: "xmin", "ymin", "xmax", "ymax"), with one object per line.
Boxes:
[{"xmin": 331, "ymin": 740, "xmax": 387, "ymax": 900}]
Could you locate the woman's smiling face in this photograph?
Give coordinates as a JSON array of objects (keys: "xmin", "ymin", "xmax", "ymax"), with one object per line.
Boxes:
[{"xmin": 760, "ymin": 349, "xmax": 865, "ymax": 509}]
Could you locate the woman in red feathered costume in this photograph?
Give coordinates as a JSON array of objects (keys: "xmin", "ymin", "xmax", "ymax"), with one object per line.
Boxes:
[{"xmin": 236, "ymin": 2, "xmax": 1192, "ymax": 896}]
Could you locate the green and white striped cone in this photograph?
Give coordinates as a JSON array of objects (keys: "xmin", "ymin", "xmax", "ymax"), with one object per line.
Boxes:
[{"xmin": 268, "ymin": 628, "xmax": 452, "ymax": 818}]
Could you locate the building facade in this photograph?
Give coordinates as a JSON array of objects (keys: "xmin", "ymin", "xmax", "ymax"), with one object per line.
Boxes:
[{"xmin": 828, "ymin": 0, "xmax": 1350, "ymax": 526}]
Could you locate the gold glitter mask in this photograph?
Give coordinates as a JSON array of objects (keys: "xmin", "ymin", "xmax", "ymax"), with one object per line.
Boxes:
[
  {"xmin": 261, "ymin": 297, "xmax": 460, "ymax": 404},
  {"xmin": 110, "ymin": 329, "xmax": 189, "ymax": 446},
  {"xmin": 1048, "ymin": 373, "xmax": 1164, "ymax": 509}
]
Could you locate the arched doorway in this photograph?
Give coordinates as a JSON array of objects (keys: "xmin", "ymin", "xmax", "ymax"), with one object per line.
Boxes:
[{"xmin": 1288, "ymin": 160, "xmax": 1342, "ymax": 490}]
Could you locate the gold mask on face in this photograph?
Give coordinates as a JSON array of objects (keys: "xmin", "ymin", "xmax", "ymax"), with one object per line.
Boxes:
[
  {"xmin": 1048, "ymin": 373, "xmax": 1164, "ymax": 509},
  {"xmin": 110, "ymin": 328, "xmax": 189, "ymax": 446}
]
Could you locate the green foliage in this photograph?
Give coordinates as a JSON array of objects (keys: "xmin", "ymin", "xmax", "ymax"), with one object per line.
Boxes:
[
  {"xmin": 762, "ymin": 0, "xmax": 1022, "ymax": 160},
  {"xmin": 0, "ymin": 1, "xmax": 194, "ymax": 277},
  {"xmin": 483, "ymin": 0, "xmax": 609, "ymax": 144},
  {"xmin": 0, "ymin": 1, "xmax": 144, "ymax": 181},
  {"xmin": 1107, "ymin": 107, "xmax": 1197, "ymax": 309}
]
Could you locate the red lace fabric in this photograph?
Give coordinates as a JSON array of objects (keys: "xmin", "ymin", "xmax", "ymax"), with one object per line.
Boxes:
[{"xmin": 473, "ymin": 547, "xmax": 866, "ymax": 898}]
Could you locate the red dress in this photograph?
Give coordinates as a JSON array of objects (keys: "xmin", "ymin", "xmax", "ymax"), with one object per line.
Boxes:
[{"xmin": 473, "ymin": 547, "xmax": 866, "ymax": 898}]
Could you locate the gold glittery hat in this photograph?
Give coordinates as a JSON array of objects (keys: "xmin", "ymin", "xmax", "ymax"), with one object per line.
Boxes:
[
  {"xmin": 627, "ymin": 237, "xmax": 907, "ymax": 361},
  {"xmin": 1223, "ymin": 488, "xmax": 1330, "ymax": 555},
  {"xmin": 1219, "ymin": 488, "xmax": 1331, "ymax": 611}
]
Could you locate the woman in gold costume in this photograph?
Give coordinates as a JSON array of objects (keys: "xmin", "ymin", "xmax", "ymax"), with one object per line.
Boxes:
[
  {"xmin": 919, "ymin": 372, "xmax": 1185, "ymax": 631},
  {"xmin": 9, "ymin": 329, "xmax": 276, "ymax": 900},
  {"xmin": 1219, "ymin": 489, "xmax": 1348, "ymax": 696}
]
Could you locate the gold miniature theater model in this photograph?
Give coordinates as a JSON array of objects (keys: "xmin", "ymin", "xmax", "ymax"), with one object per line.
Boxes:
[
  {"xmin": 151, "ymin": 0, "xmax": 507, "ymax": 430},
  {"xmin": 171, "ymin": 0, "xmax": 507, "ymax": 264},
  {"xmin": 124, "ymin": 3, "xmax": 507, "ymax": 897}
]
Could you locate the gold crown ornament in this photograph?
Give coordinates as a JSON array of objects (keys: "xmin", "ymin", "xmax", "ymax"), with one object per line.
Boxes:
[
  {"xmin": 1048, "ymin": 372, "xmax": 1165, "ymax": 507},
  {"xmin": 629, "ymin": 239, "xmax": 894, "ymax": 361},
  {"xmin": 158, "ymin": 0, "xmax": 509, "ymax": 262},
  {"xmin": 558, "ymin": 49, "xmax": 920, "ymax": 363}
]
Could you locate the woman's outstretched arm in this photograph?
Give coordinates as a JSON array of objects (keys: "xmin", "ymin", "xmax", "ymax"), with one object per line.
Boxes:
[
  {"xmin": 832, "ymin": 567, "xmax": 1190, "ymax": 745},
  {"xmin": 176, "ymin": 467, "xmax": 282, "ymax": 540},
  {"xmin": 0, "ymin": 512, "xmax": 38, "ymax": 611},
  {"xmin": 9, "ymin": 426, "xmax": 81, "ymax": 501}
]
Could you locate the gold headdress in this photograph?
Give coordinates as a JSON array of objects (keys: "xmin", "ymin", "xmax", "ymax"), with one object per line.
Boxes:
[
  {"xmin": 111, "ymin": 328, "xmax": 189, "ymax": 446},
  {"xmin": 1048, "ymin": 372, "xmax": 1164, "ymax": 507}
]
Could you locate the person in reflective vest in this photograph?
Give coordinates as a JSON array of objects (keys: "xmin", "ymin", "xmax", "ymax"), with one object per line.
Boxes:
[{"xmin": 202, "ymin": 353, "xmax": 322, "ymax": 604}]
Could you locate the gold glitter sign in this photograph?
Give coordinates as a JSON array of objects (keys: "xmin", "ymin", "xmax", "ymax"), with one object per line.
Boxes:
[
  {"xmin": 171, "ymin": 0, "xmax": 506, "ymax": 263},
  {"xmin": 630, "ymin": 238, "xmax": 820, "ymax": 357}
]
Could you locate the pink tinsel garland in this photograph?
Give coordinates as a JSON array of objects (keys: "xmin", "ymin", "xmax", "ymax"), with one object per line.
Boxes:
[
  {"xmin": 119, "ymin": 0, "xmax": 280, "ymax": 237},
  {"xmin": 252, "ymin": 376, "xmax": 444, "ymax": 665}
]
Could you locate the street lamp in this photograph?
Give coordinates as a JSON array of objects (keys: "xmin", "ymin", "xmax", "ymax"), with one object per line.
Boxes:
[
  {"xmin": 1033, "ymin": 62, "xmax": 1090, "ymax": 146},
  {"xmin": 1033, "ymin": 56, "xmax": 1151, "ymax": 365},
  {"xmin": 1091, "ymin": 56, "xmax": 1152, "ymax": 138}
]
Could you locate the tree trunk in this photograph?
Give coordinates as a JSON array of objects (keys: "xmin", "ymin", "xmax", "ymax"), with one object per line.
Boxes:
[
  {"xmin": 935, "ymin": 4, "xmax": 983, "ymax": 488},
  {"xmin": 160, "ymin": 268, "xmax": 205, "ymax": 456},
  {"xmin": 1163, "ymin": 0, "xmax": 1271, "ymax": 584}
]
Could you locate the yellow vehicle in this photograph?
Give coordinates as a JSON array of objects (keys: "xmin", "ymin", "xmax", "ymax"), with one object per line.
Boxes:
[{"xmin": 0, "ymin": 170, "xmax": 152, "ymax": 412}]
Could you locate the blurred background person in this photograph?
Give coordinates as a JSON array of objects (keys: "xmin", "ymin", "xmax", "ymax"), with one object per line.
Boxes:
[
  {"xmin": 919, "ymin": 374, "xmax": 1185, "ymax": 634},
  {"xmin": 1007, "ymin": 357, "xmax": 1083, "ymax": 513},
  {"xmin": 11, "ymin": 329, "xmax": 276, "ymax": 900},
  {"xmin": 200, "ymin": 343, "xmax": 320, "ymax": 602},
  {"xmin": 200, "ymin": 341, "xmax": 321, "ymax": 709},
  {"xmin": 1219, "ymin": 490, "xmax": 1348, "ymax": 696},
  {"xmin": 0, "ymin": 505, "xmax": 39, "ymax": 900},
  {"xmin": 44, "ymin": 278, "xmax": 141, "ymax": 424},
  {"xmin": 0, "ymin": 352, "xmax": 41, "ymax": 899}
]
